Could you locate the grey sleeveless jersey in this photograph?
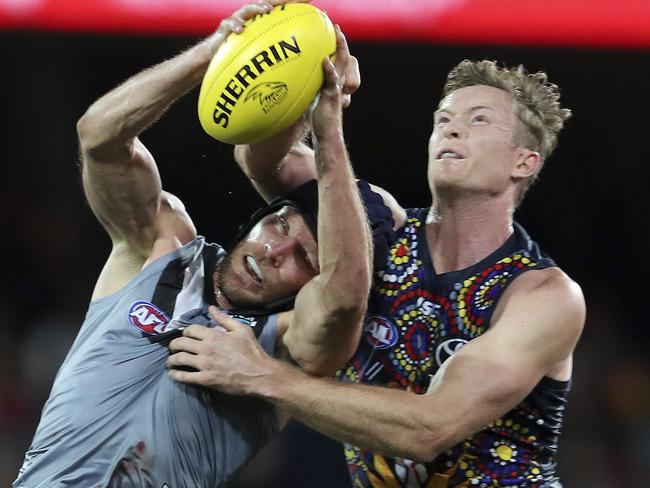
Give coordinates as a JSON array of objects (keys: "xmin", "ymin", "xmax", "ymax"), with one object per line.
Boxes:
[{"xmin": 15, "ymin": 237, "xmax": 278, "ymax": 488}]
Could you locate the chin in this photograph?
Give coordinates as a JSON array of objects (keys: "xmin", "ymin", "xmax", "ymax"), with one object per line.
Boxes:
[
  {"xmin": 221, "ymin": 285, "xmax": 264, "ymax": 311},
  {"xmin": 433, "ymin": 174, "xmax": 464, "ymax": 190}
]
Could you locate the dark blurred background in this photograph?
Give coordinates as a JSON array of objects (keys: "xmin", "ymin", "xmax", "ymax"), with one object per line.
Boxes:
[{"xmin": 1, "ymin": 22, "xmax": 649, "ymax": 488}]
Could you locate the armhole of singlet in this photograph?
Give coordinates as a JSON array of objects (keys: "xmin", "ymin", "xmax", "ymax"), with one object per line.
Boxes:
[{"xmin": 87, "ymin": 237, "xmax": 204, "ymax": 308}]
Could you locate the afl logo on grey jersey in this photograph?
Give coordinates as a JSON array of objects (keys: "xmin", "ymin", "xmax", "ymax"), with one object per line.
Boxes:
[
  {"xmin": 364, "ymin": 314, "xmax": 399, "ymax": 349},
  {"xmin": 435, "ymin": 338, "xmax": 468, "ymax": 366},
  {"xmin": 128, "ymin": 300, "xmax": 171, "ymax": 335}
]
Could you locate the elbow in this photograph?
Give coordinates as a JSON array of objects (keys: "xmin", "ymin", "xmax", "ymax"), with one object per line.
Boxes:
[
  {"xmin": 295, "ymin": 334, "xmax": 361, "ymax": 376},
  {"xmin": 76, "ymin": 105, "xmax": 104, "ymax": 150},
  {"xmin": 398, "ymin": 407, "xmax": 457, "ymax": 462},
  {"xmin": 286, "ymin": 310, "xmax": 366, "ymax": 377},
  {"xmin": 323, "ymin": 298, "xmax": 368, "ymax": 331},
  {"xmin": 77, "ymin": 109, "xmax": 131, "ymax": 162},
  {"xmin": 298, "ymin": 359, "xmax": 340, "ymax": 378},
  {"xmin": 408, "ymin": 432, "xmax": 446, "ymax": 462},
  {"xmin": 288, "ymin": 345, "xmax": 350, "ymax": 377},
  {"xmin": 402, "ymin": 427, "xmax": 451, "ymax": 463}
]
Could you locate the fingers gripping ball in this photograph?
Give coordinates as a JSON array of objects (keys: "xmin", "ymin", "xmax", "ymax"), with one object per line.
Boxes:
[{"xmin": 198, "ymin": 4, "xmax": 336, "ymax": 144}]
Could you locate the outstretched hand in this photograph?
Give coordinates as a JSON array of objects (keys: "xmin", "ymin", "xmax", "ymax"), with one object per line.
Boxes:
[
  {"xmin": 204, "ymin": 0, "xmax": 312, "ymax": 56},
  {"xmin": 310, "ymin": 25, "xmax": 360, "ymax": 139},
  {"xmin": 332, "ymin": 25, "xmax": 361, "ymax": 109},
  {"xmin": 167, "ymin": 306, "xmax": 282, "ymax": 396}
]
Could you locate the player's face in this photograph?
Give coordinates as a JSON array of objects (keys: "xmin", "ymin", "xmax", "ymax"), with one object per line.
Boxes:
[
  {"xmin": 427, "ymin": 85, "xmax": 526, "ymax": 198},
  {"xmin": 216, "ymin": 205, "xmax": 319, "ymax": 310}
]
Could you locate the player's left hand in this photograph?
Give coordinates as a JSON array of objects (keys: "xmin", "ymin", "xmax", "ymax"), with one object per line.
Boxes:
[
  {"xmin": 309, "ymin": 25, "xmax": 359, "ymax": 139},
  {"xmin": 166, "ymin": 306, "xmax": 277, "ymax": 396}
]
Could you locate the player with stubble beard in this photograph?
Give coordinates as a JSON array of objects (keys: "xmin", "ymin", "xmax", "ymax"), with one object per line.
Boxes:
[{"xmin": 14, "ymin": 1, "xmax": 374, "ymax": 486}]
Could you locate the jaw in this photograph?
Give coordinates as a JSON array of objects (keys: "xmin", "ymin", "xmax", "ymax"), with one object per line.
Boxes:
[{"xmin": 213, "ymin": 257, "xmax": 264, "ymax": 311}]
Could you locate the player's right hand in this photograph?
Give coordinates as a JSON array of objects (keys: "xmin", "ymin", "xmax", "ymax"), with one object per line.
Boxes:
[{"xmin": 167, "ymin": 307, "xmax": 278, "ymax": 396}]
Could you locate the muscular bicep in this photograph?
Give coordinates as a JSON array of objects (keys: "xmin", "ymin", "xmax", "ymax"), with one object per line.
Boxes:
[
  {"xmin": 81, "ymin": 136, "xmax": 163, "ymax": 246},
  {"xmin": 423, "ymin": 269, "xmax": 585, "ymax": 446}
]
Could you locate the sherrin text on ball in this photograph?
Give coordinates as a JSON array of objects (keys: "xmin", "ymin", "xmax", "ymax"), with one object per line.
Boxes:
[{"xmin": 198, "ymin": 3, "xmax": 336, "ymax": 144}]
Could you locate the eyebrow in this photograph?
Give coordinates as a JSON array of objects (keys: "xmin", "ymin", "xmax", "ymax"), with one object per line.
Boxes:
[{"xmin": 435, "ymin": 105, "xmax": 493, "ymax": 116}]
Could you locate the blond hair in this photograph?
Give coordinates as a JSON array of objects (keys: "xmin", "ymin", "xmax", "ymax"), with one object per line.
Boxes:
[{"xmin": 443, "ymin": 60, "xmax": 572, "ymax": 202}]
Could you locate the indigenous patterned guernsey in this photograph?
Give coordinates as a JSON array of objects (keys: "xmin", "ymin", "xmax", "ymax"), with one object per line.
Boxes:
[
  {"xmin": 339, "ymin": 208, "xmax": 570, "ymax": 488},
  {"xmin": 14, "ymin": 237, "xmax": 278, "ymax": 488}
]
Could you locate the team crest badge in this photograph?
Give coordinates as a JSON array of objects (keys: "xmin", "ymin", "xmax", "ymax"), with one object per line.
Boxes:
[{"xmin": 128, "ymin": 301, "xmax": 171, "ymax": 335}]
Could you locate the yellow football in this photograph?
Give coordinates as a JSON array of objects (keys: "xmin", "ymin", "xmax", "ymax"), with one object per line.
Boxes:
[{"xmin": 197, "ymin": 3, "xmax": 336, "ymax": 145}]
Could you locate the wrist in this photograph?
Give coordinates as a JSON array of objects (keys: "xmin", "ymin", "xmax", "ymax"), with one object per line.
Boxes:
[
  {"xmin": 190, "ymin": 36, "xmax": 222, "ymax": 74},
  {"xmin": 254, "ymin": 358, "xmax": 304, "ymax": 403},
  {"xmin": 313, "ymin": 127, "xmax": 345, "ymax": 155},
  {"xmin": 313, "ymin": 130, "xmax": 349, "ymax": 178}
]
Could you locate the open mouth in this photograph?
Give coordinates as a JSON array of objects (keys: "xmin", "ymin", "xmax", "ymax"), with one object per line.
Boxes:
[
  {"xmin": 245, "ymin": 255, "xmax": 263, "ymax": 284},
  {"xmin": 436, "ymin": 148, "xmax": 465, "ymax": 160}
]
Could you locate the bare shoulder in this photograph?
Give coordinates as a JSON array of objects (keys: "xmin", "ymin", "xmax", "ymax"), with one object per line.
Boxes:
[
  {"xmin": 91, "ymin": 191, "xmax": 196, "ymax": 300},
  {"xmin": 505, "ymin": 266, "xmax": 584, "ymax": 310},
  {"xmin": 367, "ymin": 183, "xmax": 407, "ymax": 230},
  {"xmin": 484, "ymin": 266, "xmax": 585, "ymax": 379},
  {"xmin": 494, "ymin": 266, "xmax": 586, "ymax": 350}
]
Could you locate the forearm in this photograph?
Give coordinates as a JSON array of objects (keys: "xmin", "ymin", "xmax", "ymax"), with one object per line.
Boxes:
[
  {"xmin": 77, "ymin": 40, "xmax": 214, "ymax": 158},
  {"xmin": 259, "ymin": 349, "xmax": 532, "ymax": 462},
  {"xmin": 234, "ymin": 120, "xmax": 316, "ymax": 201},
  {"xmin": 259, "ymin": 361, "xmax": 446, "ymax": 461},
  {"xmin": 283, "ymin": 59, "xmax": 371, "ymax": 373},
  {"xmin": 284, "ymin": 131, "xmax": 371, "ymax": 373},
  {"xmin": 313, "ymin": 129, "xmax": 372, "ymax": 314}
]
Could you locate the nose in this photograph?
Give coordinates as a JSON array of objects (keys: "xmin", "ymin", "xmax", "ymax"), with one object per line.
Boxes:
[
  {"xmin": 264, "ymin": 238, "xmax": 296, "ymax": 267},
  {"xmin": 443, "ymin": 118, "xmax": 465, "ymax": 139}
]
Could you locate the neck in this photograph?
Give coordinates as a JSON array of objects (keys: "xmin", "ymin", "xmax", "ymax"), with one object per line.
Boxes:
[{"xmin": 426, "ymin": 192, "xmax": 514, "ymax": 274}]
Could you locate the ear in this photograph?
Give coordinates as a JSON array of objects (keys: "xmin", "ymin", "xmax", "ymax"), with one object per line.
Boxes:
[{"xmin": 512, "ymin": 149, "xmax": 541, "ymax": 179}]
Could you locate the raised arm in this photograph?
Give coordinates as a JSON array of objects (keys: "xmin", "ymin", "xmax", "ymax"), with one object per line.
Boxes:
[
  {"xmin": 273, "ymin": 51, "xmax": 371, "ymax": 374},
  {"xmin": 76, "ymin": 2, "xmax": 278, "ymax": 298}
]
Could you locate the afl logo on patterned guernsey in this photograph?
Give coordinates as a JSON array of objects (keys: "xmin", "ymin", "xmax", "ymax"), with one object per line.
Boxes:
[
  {"xmin": 364, "ymin": 314, "xmax": 399, "ymax": 349},
  {"xmin": 435, "ymin": 338, "xmax": 468, "ymax": 367},
  {"xmin": 128, "ymin": 300, "xmax": 171, "ymax": 335}
]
